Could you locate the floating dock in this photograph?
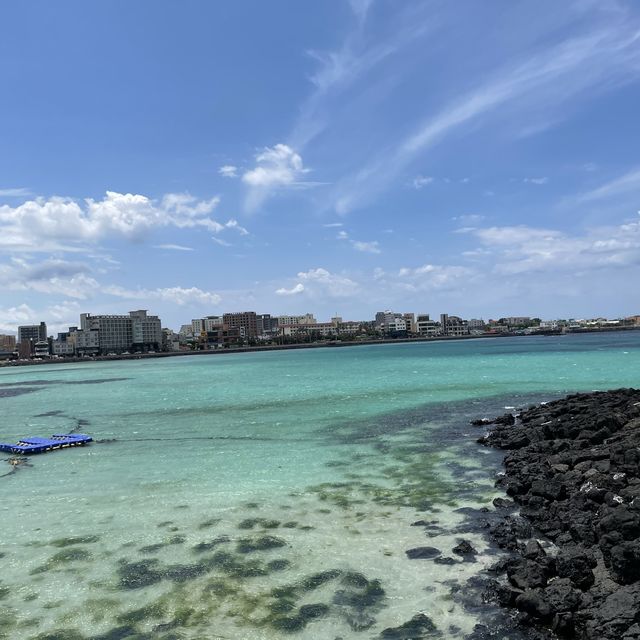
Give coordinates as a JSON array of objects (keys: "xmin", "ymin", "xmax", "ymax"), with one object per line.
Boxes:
[{"xmin": 0, "ymin": 434, "xmax": 92, "ymax": 455}]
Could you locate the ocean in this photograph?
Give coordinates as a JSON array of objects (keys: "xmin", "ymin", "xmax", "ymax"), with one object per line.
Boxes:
[{"xmin": 1, "ymin": 332, "xmax": 639, "ymax": 639}]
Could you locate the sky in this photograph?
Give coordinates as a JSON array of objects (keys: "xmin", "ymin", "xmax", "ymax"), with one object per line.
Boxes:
[{"xmin": 2, "ymin": 0, "xmax": 640, "ymax": 333}]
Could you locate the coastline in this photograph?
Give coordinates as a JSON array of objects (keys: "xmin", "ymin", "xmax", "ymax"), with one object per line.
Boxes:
[
  {"xmin": 3, "ymin": 326, "xmax": 639, "ymax": 368},
  {"xmin": 475, "ymin": 388, "xmax": 640, "ymax": 639},
  {"xmin": 0, "ymin": 332, "xmax": 513, "ymax": 368}
]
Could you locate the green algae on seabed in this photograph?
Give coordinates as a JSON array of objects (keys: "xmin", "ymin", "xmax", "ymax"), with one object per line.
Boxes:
[
  {"xmin": 30, "ymin": 548, "xmax": 93, "ymax": 574},
  {"xmin": 31, "ymin": 631, "xmax": 85, "ymax": 640},
  {"xmin": 192, "ymin": 535, "xmax": 230, "ymax": 553},
  {"xmin": 236, "ymin": 535, "xmax": 287, "ymax": 553},
  {"xmin": 83, "ymin": 597, "xmax": 120, "ymax": 623},
  {"xmin": 116, "ymin": 600, "xmax": 166, "ymax": 625},
  {"xmin": 139, "ymin": 534, "xmax": 186, "ymax": 554},
  {"xmin": 49, "ymin": 535, "xmax": 100, "ymax": 548},
  {"xmin": 237, "ymin": 517, "xmax": 280, "ymax": 529},
  {"xmin": 197, "ymin": 517, "xmax": 220, "ymax": 529},
  {"xmin": 307, "ymin": 445, "xmax": 471, "ymax": 511}
]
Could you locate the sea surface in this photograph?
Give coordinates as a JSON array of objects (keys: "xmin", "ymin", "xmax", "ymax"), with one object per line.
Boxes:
[{"xmin": 1, "ymin": 332, "xmax": 639, "ymax": 640}]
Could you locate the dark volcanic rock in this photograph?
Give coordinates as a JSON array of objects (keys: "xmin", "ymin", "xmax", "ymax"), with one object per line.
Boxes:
[
  {"xmin": 556, "ymin": 548, "xmax": 596, "ymax": 590},
  {"xmin": 477, "ymin": 388, "xmax": 640, "ymax": 640},
  {"xmin": 380, "ymin": 613, "xmax": 441, "ymax": 638},
  {"xmin": 452, "ymin": 540, "xmax": 477, "ymax": 559},
  {"xmin": 405, "ymin": 546, "xmax": 441, "ymax": 560}
]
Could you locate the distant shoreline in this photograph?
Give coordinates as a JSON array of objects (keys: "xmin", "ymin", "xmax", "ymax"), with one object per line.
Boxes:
[{"xmin": 1, "ymin": 325, "xmax": 638, "ymax": 368}]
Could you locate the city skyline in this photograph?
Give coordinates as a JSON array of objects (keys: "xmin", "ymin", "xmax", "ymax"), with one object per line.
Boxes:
[{"xmin": 2, "ymin": 1, "xmax": 640, "ymax": 333}]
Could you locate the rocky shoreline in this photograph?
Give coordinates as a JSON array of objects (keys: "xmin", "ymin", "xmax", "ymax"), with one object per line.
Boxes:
[{"xmin": 475, "ymin": 388, "xmax": 640, "ymax": 639}]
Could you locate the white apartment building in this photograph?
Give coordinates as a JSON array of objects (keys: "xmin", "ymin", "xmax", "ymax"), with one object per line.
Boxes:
[
  {"xmin": 467, "ymin": 318, "xmax": 485, "ymax": 330},
  {"xmin": 385, "ymin": 317, "xmax": 407, "ymax": 332},
  {"xmin": 191, "ymin": 316, "xmax": 223, "ymax": 334},
  {"xmin": 280, "ymin": 322, "xmax": 337, "ymax": 337},
  {"xmin": 80, "ymin": 310, "xmax": 161, "ymax": 353},
  {"xmin": 277, "ymin": 313, "xmax": 316, "ymax": 326}
]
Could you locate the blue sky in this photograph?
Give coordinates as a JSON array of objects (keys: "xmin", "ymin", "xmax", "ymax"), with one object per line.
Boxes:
[{"xmin": 2, "ymin": 0, "xmax": 640, "ymax": 332}]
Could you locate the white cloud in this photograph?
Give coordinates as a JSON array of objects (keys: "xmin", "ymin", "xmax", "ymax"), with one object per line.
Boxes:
[
  {"xmin": 352, "ymin": 240, "xmax": 381, "ymax": 254},
  {"xmin": 297, "ymin": 268, "xmax": 359, "ymax": 297},
  {"xmin": 396, "ymin": 263, "xmax": 476, "ymax": 290},
  {"xmin": 523, "ymin": 177, "xmax": 549, "ymax": 184},
  {"xmin": 0, "ymin": 303, "xmax": 38, "ymax": 333},
  {"xmin": 275, "ymin": 283, "xmax": 305, "ymax": 296},
  {"xmin": 242, "ymin": 145, "xmax": 306, "ymax": 188},
  {"xmin": 0, "ymin": 191, "xmax": 228, "ymax": 252},
  {"xmin": 219, "ymin": 165, "xmax": 238, "ymax": 178},
  {"xmin": 154, "ymin": 244, "xmax": 194, "ymax": 252},
  {"xmin": 323, "ymin": 222, "xmax": 344, "ymax": 228},
  {"xmin": 0, "ymin": 301, "xmax": 82, "ymax": 335},
  {"xmin": 242, "ymin": 144, "xmax": 313, "ymax": 212},
  {"xmin": 412, "ymin": 175, "xmax": 434, "ymax": 189},
  {"xmin": 465, "ymin": 216, "xmax": 640, "ymax": 274},
  {"xmin": 103, "ymin": 285, "xmax": 221, "ymax": 306},
  {"xmin": 224, "ymin": 219, "xmax": 249, "ymax": 235},
  {"xmin": 0, "ymin": 258, "xmax": 99, "ymax": 299},
  {"xmin": 335, "ymin": 230, "xmax": 381, "ymax": 253},
  {"xmin": 470, "ymin": 225, "xmax": 563, "ymax": 246}
]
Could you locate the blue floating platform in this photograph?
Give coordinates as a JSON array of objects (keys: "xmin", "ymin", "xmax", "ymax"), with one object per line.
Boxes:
[{"xmin": 0, "ymin": 433, "xmax": 92, "ymax": 455}]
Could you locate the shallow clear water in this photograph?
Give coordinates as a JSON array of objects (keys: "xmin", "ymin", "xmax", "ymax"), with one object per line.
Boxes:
[{"xmin": 0, "ymin": 333, "xmax": 639, "ymax": 639}]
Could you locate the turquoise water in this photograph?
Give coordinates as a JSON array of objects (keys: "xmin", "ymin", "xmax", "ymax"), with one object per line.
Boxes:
[{"xmin": 0, "ymin": 333, "xmax": 639, "ymax": 639}]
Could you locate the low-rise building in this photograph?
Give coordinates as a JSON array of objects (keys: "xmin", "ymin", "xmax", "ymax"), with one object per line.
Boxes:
[
  {"xmin": 416, "ymin": 314, "xmax": 441, "ymax": 336},
  {"xmin": 52, "ymin": 330, "xmax": 76, "ymax": 356},
  {"xmin": 0, "ymin": 334, "xmax": 16, "ymax": 351},
  {"xmin": 440, "ymin": 314, "xmax": 469, "ymax": 336},
  {"xmin": 162, "ymin": 329, "xmax": 181, "ymax": 352},
  {"xmin": 34, "ymin": 340, "xmax": 51, "ymax": 358}
]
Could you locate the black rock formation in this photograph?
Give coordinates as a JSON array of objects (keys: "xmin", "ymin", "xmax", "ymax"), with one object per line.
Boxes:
[{"xmin": 477, "ymin": 388, "xmax": 640, "ymax": 639}]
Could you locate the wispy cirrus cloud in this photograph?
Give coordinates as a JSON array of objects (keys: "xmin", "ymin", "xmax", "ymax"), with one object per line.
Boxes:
[
  {"xmin": 0, "ymin": 187, "xmax": 33, "ymax": 197},
  {"xmin": 154, "ymin": 244, "xmax": 194, "ymax": 252},
  {"xmin": 576, "ymin": 167, "xmax": 640, "ymax": 202},
  {"xmin": 332, "ymin": 21, "xmax": 640, "ymax": 214}
]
